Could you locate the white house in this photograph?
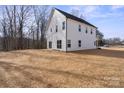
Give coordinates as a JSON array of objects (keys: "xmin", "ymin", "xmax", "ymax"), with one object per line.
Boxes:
[{"xmin": 46, "ymin": 8, "xmax": 97, "ymax": 52}]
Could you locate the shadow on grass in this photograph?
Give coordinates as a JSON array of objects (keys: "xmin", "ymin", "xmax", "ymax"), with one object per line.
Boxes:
[{"xmin": 70, "ymin": 49, "xmax": 124, "ymax": 59}]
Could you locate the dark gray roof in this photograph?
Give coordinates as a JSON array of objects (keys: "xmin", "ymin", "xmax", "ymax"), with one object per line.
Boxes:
[{"xmin": 55, "ymin": 8, "xmax": 97, "ymax": 28}]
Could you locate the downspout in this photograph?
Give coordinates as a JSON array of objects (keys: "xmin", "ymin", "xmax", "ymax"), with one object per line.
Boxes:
[{"xmin": 66, "ymin": 18, "xmax": 67, "ymax": 52}]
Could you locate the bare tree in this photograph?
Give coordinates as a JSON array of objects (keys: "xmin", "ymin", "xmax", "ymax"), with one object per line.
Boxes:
[
  {"xmin": 17, "ymin": 5, "xmax": 31, "ymax": 49},
  {"xmin": 5, "ymin": 6, "xmax": 16, "ymax": 50},
  {"xmin": 0, "ymin": 5, "xmax": 49, "ymax": 51},
  {"xmin": 71, "ymin": 9, "xmax": 86, "ymax": 20},
  {"xmin": 71, "ymin": 9, "xmax": 79, "ymax": 17},
  {"xmin": 96, "ymin": 30, "xmax": 104, "ymax": 47},
  {"xmin": 1, "ymin": 18, "xmax": 8, "ymax": 50},
  {"xmin": 33, "ymin": 6, "xmax": 50, "ymax": 49},
  {"xmin": 105, "ymin": 37, "xmax": 121, "ymax": 45},
  {"xmin": 80, "ymin": 14, "xmax": 86, "ymax": 20}
]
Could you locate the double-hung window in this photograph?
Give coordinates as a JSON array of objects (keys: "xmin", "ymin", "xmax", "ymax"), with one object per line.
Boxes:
[
  {"xmin": 91, "ymin": 29, "xmax": 93, "ymax": 34},
  {"xmin": 49, "ymin": 41, "xmax": 52, "ymax": 48},
  {"xmin": 67, "ymin": 40, "xmax": 71, "ymax": 48},
  {"xmin": 78, "ymin": 40, "xmax": 81, "ymax": 47},
  {"xmin": 79, "ymin": 25, "xmax": 81, "ymax": 32},
  {"xmin": 57, "ymin": 40, "xmax": 62, "ymax": 49},
  {"xmin": 62, "ymin": 21, "xmax": 65, "ymax": 30},
  {"xmin": 86, "ymin": 28, "xmax": 88, "ymax": 34},
  {"xmin": 51, "ymin": 28, "xmax": 52, "ymax": 32},
  {"xmin": 56, "ymin": 25, "xmax": 58, "ymax": 32}
]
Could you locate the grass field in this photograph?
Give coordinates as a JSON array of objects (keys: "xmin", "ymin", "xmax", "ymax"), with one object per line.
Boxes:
[{"xmin": 0, "ymin": 47, "xmax": 124, "ymax": 88}]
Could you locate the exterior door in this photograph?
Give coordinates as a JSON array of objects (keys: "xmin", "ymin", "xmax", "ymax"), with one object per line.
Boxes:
[
  {"xmin": 57, "ymin": 40, "xmax": 62, "ymax": 49},
  {"xmin": 49, "ymin": 41, "xmax": 52, "ymax": 48}
]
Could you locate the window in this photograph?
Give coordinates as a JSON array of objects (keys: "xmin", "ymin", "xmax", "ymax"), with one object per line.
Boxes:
[
  {"xmin": 78, "ymin": 40, "xmax": 81, "ymax": 47},
  {"xmin": 51, "ymin": 28, "xmax": 52, "ymax": 32},
  {"xmin": 57, "ymin": 40, "xmax": 62, "ymax": 49},
  {"xmin": 94, "ymin": 41, "xmax": 96, "ymax": 46},
  {"xmin": 67, "ymin": 40, "xmax": 71, "ymax": 48},
  {"xmin": 62, "ymin": 21, "xmax": 65, "ymax": 30},
  {"xmin": 91, "ymin": 29, "xmax": 93, "ymax": 34},
  {"xmin": 86, "ymin": 28, "xmax": 88, "ymax": 34},
  {"xmin": 56, "ymin": 25, "xmax": 58, "ymax": 32},
  {"xmin": 79, "ymin": 25, "xmax": 81, "ymax": 32},
  {"xmin": 49, "ymin": 41, "xmax": 52, "ymax": 48}
]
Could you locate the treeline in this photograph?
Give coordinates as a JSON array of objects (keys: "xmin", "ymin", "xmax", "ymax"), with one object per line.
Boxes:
[
  {"xmin": 0, "ymin": 5, "xmax": 50, "ymax": 51},
  {"xmin": 104, "ymin": 38, "xmax": 124, "ymax": 45},
  {"xmin": 96, "ymin": 30, "xmax": 104, "ymax": 46},
  {"xmin": 96, "ymin": 30, "xmax": 124, "ymax": 46}
]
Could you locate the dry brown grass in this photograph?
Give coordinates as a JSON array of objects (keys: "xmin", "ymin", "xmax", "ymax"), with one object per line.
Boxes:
[{"xmin": 0, "ymin": 47, "xmax": 124, "ymax": 88}]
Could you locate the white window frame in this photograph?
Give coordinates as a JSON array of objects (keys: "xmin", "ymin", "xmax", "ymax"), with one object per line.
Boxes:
[
  {"xmin": 67, "ymin": 40, "xmax": 71, "ymax": 48},
  {"xmin": 62, "ymin": 21, "xmax": 65, "ymax": 30},
  {"xmin": 56, "ymin": 25, "xmax": 58, "ymax": 32},
  {"xmin": 78, "ymin": 40, "xmax": 81, "ymax": 47},
  {"xmin": 57, "ymin": 40, "xmax": 62, "ymax": 49},
  {"xmin": 49, "ymin": 41, "xmax": 52, "ymax": 48},
  {"xmin": 79, "ymin": 25, "xmax": 81, "ymax": 32}
]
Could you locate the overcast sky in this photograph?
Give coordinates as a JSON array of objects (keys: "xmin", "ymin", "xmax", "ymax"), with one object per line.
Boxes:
[{"xmin": 53, "ymin": 5, "xmax": 124, "ymax": 39}]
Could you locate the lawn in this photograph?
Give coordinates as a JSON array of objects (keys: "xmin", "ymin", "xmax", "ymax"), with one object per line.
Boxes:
[{"xmin": 0, "ymin": 47, "xmax": 124, "ymax": 88}]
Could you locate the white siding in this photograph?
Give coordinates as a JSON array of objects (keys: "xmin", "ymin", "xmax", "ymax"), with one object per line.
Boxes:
[
  {"xmin": 46, "ymin": 9, "xmax": 67, "ymax": 51},
  {"xmin": 67, "ymin": 18, "xmax": 97, "ymax": 51},
  {"xmin": 47, "ymin": 9, "xmax": 97, "ymax": 52}
]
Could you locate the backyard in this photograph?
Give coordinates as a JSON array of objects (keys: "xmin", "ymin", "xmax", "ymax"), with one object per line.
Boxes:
[{"xmin": 0, "ymin": 47, "xmax": 124, "ymax": 87}]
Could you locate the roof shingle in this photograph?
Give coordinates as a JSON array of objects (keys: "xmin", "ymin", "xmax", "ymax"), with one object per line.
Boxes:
[{"xmin": 55, "ymin": 8, "xmax": 97, "ymax": 28}]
